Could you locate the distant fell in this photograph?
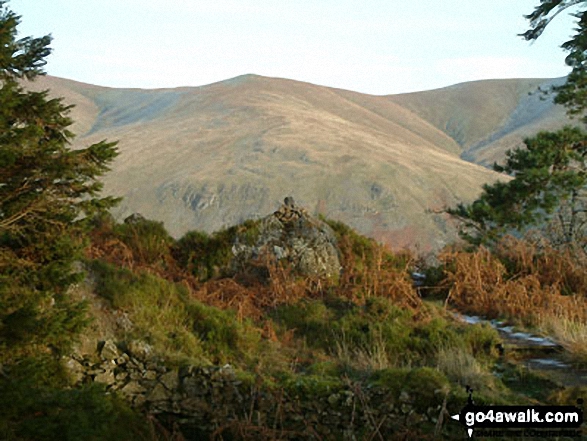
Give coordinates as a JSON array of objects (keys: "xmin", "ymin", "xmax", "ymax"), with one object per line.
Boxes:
[
  {"xmin": 389, "ymin": 77, "xmax": 571, "ymax": 166},
  {"xmin": 25, "ymin": 74, "xmax": 571, "ymax": 251}
]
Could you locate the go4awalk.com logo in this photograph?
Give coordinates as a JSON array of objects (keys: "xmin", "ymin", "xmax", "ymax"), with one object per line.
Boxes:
[{"xmin": 451, "ymin": 387, "xmax": 584, "ymax": 438}]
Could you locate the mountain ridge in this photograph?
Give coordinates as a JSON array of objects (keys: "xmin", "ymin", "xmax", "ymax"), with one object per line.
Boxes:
[{"xmin": 25, "ymin": 74, "xmax": 571, "ymax": 251}]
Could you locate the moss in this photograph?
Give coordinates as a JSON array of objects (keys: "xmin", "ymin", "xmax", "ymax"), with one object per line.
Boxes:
[
  {"xmin": 282, "ymin": 373, "xmax": 344, "ymax": 401},
  {"xmin": 369, "ymin": 367, "xmax": 411, "ymax": 393},
  {"xmin": 307, "ymin": 360, "xmax": 343, "ymax": 377}
]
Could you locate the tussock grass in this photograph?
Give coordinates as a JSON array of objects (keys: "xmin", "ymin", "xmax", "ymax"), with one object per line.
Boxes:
[
  {"xmin": 436, "ymin": 346, "xmax": 494, "ymax": 391},
  {"xmin": 537, "ymin": 315, "xmax": 587, "ymax": 363}
]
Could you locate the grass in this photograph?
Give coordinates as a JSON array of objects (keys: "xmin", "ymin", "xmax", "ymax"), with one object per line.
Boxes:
[
  {"xmin": 87, "ymin": 259, "xmax": 263, "ymax": 367},
  {"xmin": 77, "ymin": 215, "xmax": 587, "ymax": 438},
  {"xmin": 537, "ymin": 315, "xmax": 587, "ymax": 363},
  {"xmin": 436, "ymin": 346, "xmax": 494, "ymax": 391}
]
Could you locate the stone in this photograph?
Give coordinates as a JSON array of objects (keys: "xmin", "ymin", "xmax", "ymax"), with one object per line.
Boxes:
[
  {"xmin": 99, "ymin": 340, "xmax": 119, "ymax": 360},
  {"xmin": 231, "ymin": 197, "xmax": 342, "ymax": 279},
  {"xmin": 143, "ymin": 370, "xmax": 158, "ymax": 381},
  {"xmin": 113, "ymin": 311, "xmax": 134, "ymax": 331},
  {"xmin": 147, "ymin": 383, "xmax": 171, "ymax": 402},
  {"xmin": 63, "ymin": 358, "xmax": 85, "ymax": 384},
  {"xmin": 327, "ymin": 394, "xmax": 340, "ymax": 405},
  {"xmin": 160, "ymin": 371, "xmax": 179, "ymax": 390},
  {"xmin": 120, "ymin": 381, "xmax": 146, "ymax": 397},
  {"xmin": 124, "ymin": 213, "xmax": 146, "ymax": 225},
  {"xmin": 129, "ymin": 371, "xmax": 143, "ymax": 381},
  {"xmin": 133, "ymin": 394, "xmax": 147, "ymax": 407},
  {"xmin": 94, "ymin": 370, "xmax": 116, "ymax": 386},
  {"xmin": 127, "ymin": 340, "xmax": 153, "ymax": 360}
]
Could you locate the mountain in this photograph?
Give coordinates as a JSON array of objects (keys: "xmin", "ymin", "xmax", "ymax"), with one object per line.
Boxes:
[
  {"xmin": 25, "ymin": 75, "xmax": 572, "ymax": 252},
  {"xmin": 389, "ymin": 77, "xmax": 570, "ymax": 166}
]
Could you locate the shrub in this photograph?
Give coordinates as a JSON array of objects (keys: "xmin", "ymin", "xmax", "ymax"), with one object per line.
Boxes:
[
  {"xmin": 0, "ymin": 380, "xmax": 152, "ymax": 441},
  {"xmin": 173, "ymin": 219, "xmax": 261, "ymax": 281},
  {"xmin": 113, "ymin": 217, "xmax": 174, "ymax": 267}
]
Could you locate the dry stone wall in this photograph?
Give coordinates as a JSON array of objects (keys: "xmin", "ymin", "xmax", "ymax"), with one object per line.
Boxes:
[{"xmin": 65, "ymin": 339, "xmax": 448, "ymax": 439}]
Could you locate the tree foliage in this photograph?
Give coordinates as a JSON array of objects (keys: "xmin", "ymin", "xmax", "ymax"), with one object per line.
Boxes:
[
  {"xmin": 449, "ymin": 127, "xmax": 587, "ymax": 248},
  {"xmin": 449, "ymin": 2, "xmax": 587, "ymax": 249},
  {"xmin": 0, "ymin": 1, "xmax": 119, "ymax": 362},
  {"xmin": 521, "ymin": 0, "xmax": 587, "ymax": 119}
]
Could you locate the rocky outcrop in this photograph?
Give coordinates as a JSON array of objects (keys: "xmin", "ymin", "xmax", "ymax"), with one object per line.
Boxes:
[{"xmin": 231, "ymin": 197, "xmax": 341, "ymax": 279}]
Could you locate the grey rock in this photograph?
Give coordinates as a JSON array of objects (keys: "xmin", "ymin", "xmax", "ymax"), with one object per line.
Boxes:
[
  {"xmin": 133, "ymin": 394, "xmax": 147, "ymax": 407},
  {"xmin": 120, "ymin": 381, "xmax": 146, "ymax": 396},
  {"xmin": 94, "ymin": 370, "xmax": 116, "ymax": 385},
  {"xmin": 129, "ymin": 371, "xmax": 143, "ymax": 381},
  {"xmin": 115, "ymin": 371, "xmax": 129, "ymax": 382},
  {"xmin": 147, "ymin": 383, "xmax": 171, "ymax": 402},
  {"xmin": 160, "ymin": 370, "xmax": 179, "ymax": 390},
  {"xmin": 113, "ymin": 311, "xmax": 134, "ymax": 331},
  {"xmin": 99, "ymin": 340, "xmax": 119, "ymax": 360},
  {"xmin": 127, "ymin": 340, "xmax": 153, "ymax": 360},
  {"xmin": 143, "ymin": 370, "xmax": 158, "ymax": 381},
  {"xmin": 231, "ymin": 198, "xmax": 341, "ymax": 278},
  {"xmin": 116, "ymin": 353, "xmax": 130, "ymax": 366},
  {"xmin": 64, "ymin": 358, "xmax": 85, "ymax": 384},
  {"xmin": 124, "ymin": 213, "xmax": 146, "ymax": 225}
]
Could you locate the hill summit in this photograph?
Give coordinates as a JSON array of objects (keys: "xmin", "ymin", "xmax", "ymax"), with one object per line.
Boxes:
[{"xmin": 26, "ymin": 74, "xmax": 570, "ymax": 251}]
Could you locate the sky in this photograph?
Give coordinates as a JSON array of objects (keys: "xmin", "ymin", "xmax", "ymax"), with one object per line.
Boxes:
[{"xmin": 9, "ymin": 0, "xmax": 580, "ymax": 95}]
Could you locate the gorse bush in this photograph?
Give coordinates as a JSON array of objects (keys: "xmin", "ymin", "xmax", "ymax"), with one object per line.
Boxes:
[{"xmin": 172, "ymin": 219, "xmax": 262, "ymax": 282}]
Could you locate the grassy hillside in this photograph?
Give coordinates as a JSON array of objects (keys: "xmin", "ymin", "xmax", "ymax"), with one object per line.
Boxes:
[
  {"xmin": 25, "ymin": 74, "xmax": 575, "ymax": 252},
  {"xmin": 3, "ymin": 204, "xmax": 587, "ymax": 439},
  {"xmin": 389, "ymin": 77, "xmax": 571, "ymax": 165},
  {"xmin": 27, "ymin": 75, "xmax": 507, "ymax": 253}
]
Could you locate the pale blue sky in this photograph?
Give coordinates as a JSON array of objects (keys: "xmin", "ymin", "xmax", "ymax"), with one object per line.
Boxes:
[{"xmin": 9, "ymin": 0, "xmax": 578, "ymax": 95}]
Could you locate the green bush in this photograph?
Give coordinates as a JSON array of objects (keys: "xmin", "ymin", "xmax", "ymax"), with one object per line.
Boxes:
[
  {"xmin": 272, "ymin": 297, "xmax": 486, "ymax": 371},
  {"xmin": 187, "ymin": 300, "xmax": 261, "ymax": 364},
  {"xmin": 404, "ymin": 367, "xmax": 450, "ymax": 411},
  {"xmin": 173, "ymin": 219, "xmax": 261, "ymax": 281},
  {"xmin": 113, "ymin": 217, "xmax": 174, "ymax": 266},
  {"xmin": 0, "ymin": 380, "xmax": 151, "ymax": 441}
]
